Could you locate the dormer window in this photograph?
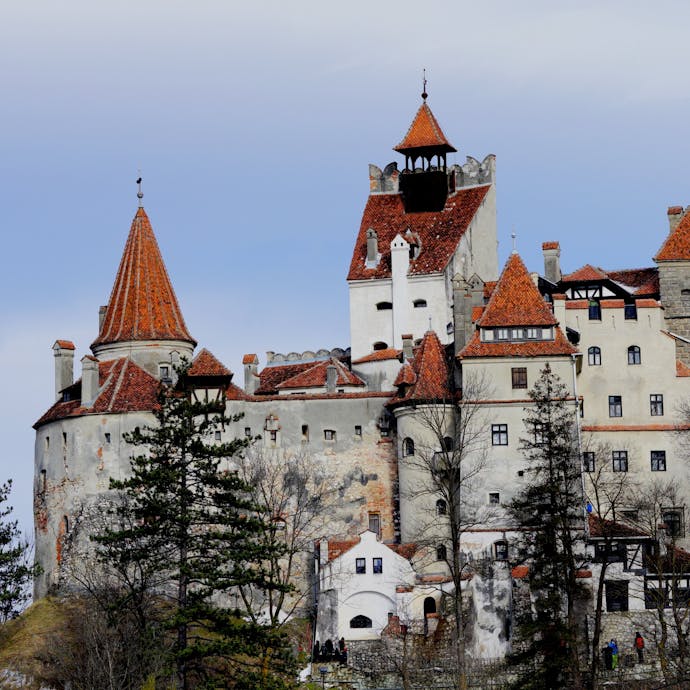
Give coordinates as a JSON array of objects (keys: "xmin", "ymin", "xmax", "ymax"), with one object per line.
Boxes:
[
  {"xmin": 373, "ymin": 341, "xmax": 388, "ymax": 351},
  {"xmin": 497, "ymin": 328, "xmax": 509, "ymax": 340},
  {"xmin": 413, "ymin": 299, "xmax": 427, "ymax": 309}
]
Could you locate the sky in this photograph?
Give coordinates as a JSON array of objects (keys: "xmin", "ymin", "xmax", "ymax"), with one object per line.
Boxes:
[{"xmin": 4, "ymin": 0, "xmax": 690, "ymax": 538}]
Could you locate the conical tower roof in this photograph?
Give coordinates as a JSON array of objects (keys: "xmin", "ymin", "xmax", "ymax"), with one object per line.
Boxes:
[
  {"xmin": 92, "ymin": 207, "xmax": 196, "ymax": 348},
  {"xmin": 394, "ymin": 102, "xmax": 456, "ymax": 156}
]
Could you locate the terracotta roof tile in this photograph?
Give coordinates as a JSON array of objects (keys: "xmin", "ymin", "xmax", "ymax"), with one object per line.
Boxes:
[
  {"xmin": 387, "ymin": 543, "xmax": 418, "ymax": 560},
  {"xmin": 600, "ymin": 299, "xmax": 625, "ymax": 309},
  {"xmin": 347, "ymin": 185, "xmax": 490, "ymax": 281},
  {"xmin": 254, "ymin": 361, "xmax": 318, "ymax": 395},
  {"xmin": 393, "ymin": 362, "xmax": 417, "ymax": 387},
  {"xmin": 188, "ymin": 348, "xmax": 232, "ymax": 377},
  {"xmin": 54, "ymin": 340, "xmax": 75, "ymax": 350},
  {"xmin": 352, "ymin": 348, "xmax": 402, "ymax": 364},
  {"xmin": 242, "ymin": 354, "xmax": 258, "ymax": 365},
  {"xmin": 275, "ymin": 358, "xmax": 365, "ymax": 390},
  {"xmin": 390, "ymin": 330, "xmax": 451, "ymax": 404},
  {"xmin": 459, "ymin": 329, "xmax": 577, "ymax": 359},
  {"xmin": 678, "ymin": 360, "xmax": 690, "ymax": 377},
  {"xmin": 542, "ymin": 241, "xmax": 559, "ymax": 250},
  {"xmin": 225, "ymin": 382, "xmax": 251, "ymax": 401},
  {"xmin": 656, "ymin": 209, "xmax": 690, "ymax": 261},
  {"xmin": 637, "ymin": 298, "xmax": 660, "ymax": 308},
  {"xmin": 607, "ymin": 268, "xmax": 659, "ymax": 295},
  {"xmin": 668, "ymin": 206, "xmax": 684, "ymax": 216},
  {"xmin": 471, "ymin": 306, "xmax": 484, "ymax": 322},
  {"xmin": 478, "ymin": 253, "xmax": 557, "ymax": 327},
  {"xmin": 588, "ymin": 514, "xmax": 648, "ymax": 539},
  {"xmin": 562, "ymin": 264, "xmax": 608, "ymax": 282},
  {"xmin": 92, "ymin": 208, "xmax": 195, "ymax": 348},
  {"xmin": 328, "ymin": 539, "xmax": 360, "ymax": 562},
  {"xmin": 511, "ymin": 565, "xmax": 529, "ymax": 579},
  {"xmin": 565, "ymin": 300, "xmax": 589, "ymax": 310},
  {"xmin": 394, "ymin": 102, "xmax": 456, "ymax": 154},
  {"xmin": 483, "ymin": 281, "xmax": 497, "ymax": 299}
]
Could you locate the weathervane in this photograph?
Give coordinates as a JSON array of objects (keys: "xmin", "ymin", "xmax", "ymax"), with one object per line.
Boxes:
[
  {"xmin": 422, "ymin": 68, "xmax": 428, "ymax": 102},
  {"xmin": 511, "ymin": 229, "xmax": 517, "ymax": 254},
  {"xmin": 136, "ymin": 172, "xmax": 143, "ymax": 207}
]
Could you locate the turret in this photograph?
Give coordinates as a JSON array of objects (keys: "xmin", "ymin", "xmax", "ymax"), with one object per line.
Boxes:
[{"xmin": 52, "ymin": 340, "xmax": 75, "ymax": 400}]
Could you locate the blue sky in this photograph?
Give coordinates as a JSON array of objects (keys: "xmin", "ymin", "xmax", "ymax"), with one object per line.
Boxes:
[{"xmin": 3, "ymin": 0, "xmax": 690, "ymax": 538}]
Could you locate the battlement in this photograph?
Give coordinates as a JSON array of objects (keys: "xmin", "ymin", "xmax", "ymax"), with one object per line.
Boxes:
[
  {"xmin": 369, "ymin": 154, "xmax": 495, "ymax": 194},
  {"xmin": 265, "ymin": 347, "xmax": 350, "ymax": 366}
]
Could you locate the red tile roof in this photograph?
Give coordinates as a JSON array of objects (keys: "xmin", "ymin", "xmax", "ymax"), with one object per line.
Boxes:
[
  {"xmin": 242, "ymin": 354, "xmax": 258, "ymax": 365},
  {"xmin": 393, "ymin": 362, "xmax": 417, "ymax": 387},
  {"xmin": 54, "ymin": 340, "xmax": 75, "ymax": 350},
  {"xmin": 35, "ymin": 358, "xmax": 160, "ymax": 427},
  {"xmin": 478, "ymin": 253, "xmax": 557, "ymax": 328},
  {"xmin": 656, "ymin": 209, "xmax": 690, "ymax": 261},
  {"xmin": 390, "ymin": 330, "xmax": 452, "ymax": 404},
  {"xmin": 607, "ymin": 268, "xmax": 659, "ymax": 295},
  {"xmin": 352, "ymin": 348, "xmax": 402, "ymax": 364},
  {"xmin": 276, "ymin": 358, "xmax": 365, "ymax": 390},
  {"xmin": 254, "ymin": 361, "xmax": 317, "ymax": 395},
  {"xmin": 92, "ymin": 208, "xmax": 196, "ymax": 348},
  {"xmin": 394, "ymin": 102, "xmax": 456, "ymax": 154},
  {"xmin": 542, "ymin": 241, "xmax": 559, "ymax": 250},
  {"xmin": 327, "ymin": 539, "xmax": 360, "ymax": 562},
  {"xmin": 225, "ymin": 382, "xmax": 251, "ymax": 401},
  {"xmin": 669, "ymin": 206, "xmax": 684, "ymax": 216},
  {"xmin": 471, "ymin": 306, "xmax": 485, "ymax": 322},
  {"xmin": 347, "ymin": 185, "xmax": 490, "ymax": 281},
  {"xmin": 188, "ymin": 348, "xmax": 232, "ymax": 377},
  {"xmin": 562, "ymin": 264, "xmax": 608, "ymax": 282},
  {"xmin": 459, "ymin": 329, "xmax": 577, "ymax": 359},
  {"xmin": 588, "ymin": 514, "xmax": 648, "ymax": 539}
]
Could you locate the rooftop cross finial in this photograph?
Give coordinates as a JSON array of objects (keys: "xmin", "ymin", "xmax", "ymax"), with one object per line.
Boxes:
[
  {"xmin": 511, "ymin": 229, "xmax": 517, "ymax": 254},
  {"xmin": 421, "ymin": 68, "xmax": 428, "ymax": 102},
  {"xmin": 428, "ymin": 316, "xmax": 433, "ymax": 331},
  {"xmin": 136, "ymin": 172, "xmax": 143, "ymax": 207}
]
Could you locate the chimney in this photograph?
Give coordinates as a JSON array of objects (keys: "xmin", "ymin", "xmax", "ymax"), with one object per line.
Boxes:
[
  {"xmin": 401, "ymin": 334, "xmax": 414, "ymax": 361},
  {"xmin": 542, "ymin": 242, "xmax": 561, "ymax": 284},
  {"xmin": 366, "ymin": 228, "xmax": 379, "ymax": 267},
  {"xmin": 326, "ymin": 363, "xmax": 337, "ymax": 393},
  {"xmin": 243, "ymin": 354, "xmax": 259, "ymax": 395},
  {"xmin": 98, "ymin": 305, "xmax": 108, "ymax": 332},
  {"xmin": 668, "ymin": 206, "xmax": 685, "ymax": 233},
  {"xmin": 52, "ymin": 340, "xmax": 75, "ymax": 400},
  {"xmin": 80, "ymin": 355, "xmax": 99, "ymax": 407}
]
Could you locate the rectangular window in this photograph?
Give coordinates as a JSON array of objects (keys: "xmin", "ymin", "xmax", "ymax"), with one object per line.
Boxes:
[
  {"xmin": 511, "ymin": 328, "xmax": 523, "ymax": 339},
  {"xmin": 488, "ymin": 492, "xmax": 500, "ymax": 505},
  {"xmin": 355, "ymin": 558, "xmax": 366, "ymax": 574},
  {"xmin": 526, "ymin": 327, "xmax": 539, "ymax": 339},
  {"xmin": 583, "ymin": 452, "xmax": 595, "ymax": 472},
  {"xmin": 491, "ymin": 424, "xmax": 508, "ymax": 446},
  {"xmin": 324, "ymin": 429, "xmax": 336, "ymax": 441},
  {"xmin": 214, "ymin": 430, "xmax": 221, "ymax": 441},
  {"xmin": 354, "ymin": 425, "xmax": 362, "ymax": 437},
  {"xmin": 589, "ymin": 301, "xmax": 601, "ymax": 320},
  {"xmin": 605, "ymin": 580, "xmax": 629, "ymax": 612},
  {"xmin": 497, "ymin": 328, "xmax": 509, "ymax": 340},
  {"xmin": 244, "ymin": 427, "xmax": 252, "ymax": 438},
  {"xmin": 160, "ymin": 365, "xmax": 170, "ymax": 379},
  {"xmin": 609, "ymin": 395, "xmax": 622, "ymax": 417},
  {"xmin": 511, "ymin": 367, "xmax": 527, "ymax": 389},
  {"xmin": 368, "ymin": 512, "xmax": 381, "ymax": 536},
  {"xmin": 104, "ymin": 432, "xmax": 111, "ymax": 444},
  {"xmin": 372, "ymin": 557, "xmax": 383, "ymax": 574},
  {"xmin": 650, "ymin": 394, "xmax": 664, "ymax": 416},
  {"xmin": 301, "ymin": 424, "xmax": 309, "ymax": 441},
  {"xmin": 45, "ymin": 436, "xmax": 50, "ymax": 454},
  {"xmin": 612, "ymin": 450, "xmax": 628, "ymax": 472},
  {"xmin": 624, "ymin": 304, "xmax": 637, "ymax": 320},
  {"xmin": 651, "ymin": 450, "xmax": 666, "ymax": 472},
  {"xmin": 663, "ymin": 508, "xmax": 684, "ymax": 538}
]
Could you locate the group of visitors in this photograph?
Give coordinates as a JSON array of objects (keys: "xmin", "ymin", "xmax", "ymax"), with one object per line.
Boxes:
[
  {"xmin": 603, "ymin": 633, "xmax": 645, "ymax": 670},
  {"xmin": 313, "ymin": 637, "xmax": 347, "ymax": 664}
]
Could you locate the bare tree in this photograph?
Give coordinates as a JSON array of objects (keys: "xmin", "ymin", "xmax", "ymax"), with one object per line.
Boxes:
[{"xmin": 399, "ymin": 370, "xmax": 492, "ymax": 689}]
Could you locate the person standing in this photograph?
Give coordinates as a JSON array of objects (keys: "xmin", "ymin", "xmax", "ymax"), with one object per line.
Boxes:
[
  {"xmin": 609, "ymin": 639, "xmax": 619, "ymax": 670},
  {"xmin": 635, "ymin": 632, "xmax": 645, "ymax": 663}
]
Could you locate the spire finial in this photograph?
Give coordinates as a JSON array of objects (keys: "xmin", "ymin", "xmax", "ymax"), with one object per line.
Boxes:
[
  {"xmin": 428, "ymin": 316, "xmax": 433, "ymax": 331},
  {"xmin": 511, "ymin": 229, "xmax": 517, "ymax": 254},
  {"xmin": 421, "ymin": 68, "xmax": 428, "ymax": 102},
  {"xmin": 136, "ymin": 172, "xmax": 143, "ymax": 208}
]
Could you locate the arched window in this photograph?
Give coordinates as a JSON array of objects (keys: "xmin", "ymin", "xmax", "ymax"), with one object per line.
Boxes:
[
  {"xmin": 373, "ymin": 341, "xmax": 388, "ymax": 351},
  {"xmin": 442, "ymin": 437, "xmax": 454, "ymax": 452},
  {"xmin": 436, "ymin": 544, "xmax": 447, "ymax": 561},
  {"xmin": 588, "ymin": 346, "xmax": 601, "ymax": 366},
  {"xmin": 413, "ymin": 299, "xmax": 427, "ymax": 308},
  {"xmin": 403, "ymin": 437, "xmax": 415, "ymax": 456},
  {"xmin": 350, "ymin": 615, "xmax": 372, "ymax": 629},
  {"xmin": 423, "ymin": 597, "xmax": 437, "ymax": 615},
  {"xmin": 494, "ymin": 540, "xmax": 508, "ymax": 561},
  {"xmin": 376, "ymin": 301, "xmax": 393, "ymax": 311},
  {"xmin": 628, "ymin": 345, "xmax": 641, "ymax": 365},
  {"xmin": 436, "ymin": 499, "xmax": 447, "ymax": 516}
]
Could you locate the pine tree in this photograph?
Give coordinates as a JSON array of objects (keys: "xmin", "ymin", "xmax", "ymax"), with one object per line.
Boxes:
[
  {"xmin": 96, "ymin": 364, "xmax": 293, "ymax": 690},
  {"xmin": 0, "ymin": 479, "xmax": 36, "ymax": 623},
  {"xmin": 508, "ymin": 364, "xmax": 587, "ymax": 689}
]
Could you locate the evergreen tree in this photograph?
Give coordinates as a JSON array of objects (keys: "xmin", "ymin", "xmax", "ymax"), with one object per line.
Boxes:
[
  {"xmin": 508, "ymin": 364, "xmax": 587, "ymax": 689},
  {"xmin": 0, "ymin": 479, "xmax": 35, "ymax": 622},
  {"xmin": 96, "ymin": 364, "xmax": 293, "ymax": 690}
]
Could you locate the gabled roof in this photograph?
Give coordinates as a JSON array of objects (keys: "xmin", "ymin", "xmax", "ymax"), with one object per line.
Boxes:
[
  {"xmin": 348, "ymin": 185, "xmax": 490, "ymax": 281},
  {"xmin": 276, "ymin": 358, "xmax": 365, "ymax": 390},
  {"xmin": 92, "ymin": 208, "xmax": 196, "ymax": 349},
  {"xmin": 394, "ymin": 102, "xmax": 456, "ymax": 155},
  {"xmin": 478, "ymin": 253, "xmax": 557, "ymax": 328},
  {"xmin": 188, "ymin": 348, "xmax": 232, "ymax": 378},
  {"xmin": 254, "ymin": 361, "xmax": 317, "ymax": 395},
  {"xmin": 35, "ymin": 358, "xmax": 160, "ymax": 428},
  {"xmin": 393, "ymin": 362, "xmax": 417, "ymax": 387},
  {"xmin": 351, "ymin": 348, "xmax": 402, "ymax": 364},
  {"xmin": 390, "ymin": 330, "xmax": 451, "ymax": 405},
  {"xmin": 588, "ymin": 514, "xmax": 648, "ymax": 539},
  {"xmin": 562, "ymin": 264, "xmax": 608, "ymax": 282},
  {"xmin": 656, "ymin": 209, "xmax": 690, "ymax": 261}
]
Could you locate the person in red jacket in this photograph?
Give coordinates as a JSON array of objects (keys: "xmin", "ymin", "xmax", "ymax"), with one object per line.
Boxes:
[{"xmin": 635, "ymin": 632, "xmax": 645, "ymax": 663}]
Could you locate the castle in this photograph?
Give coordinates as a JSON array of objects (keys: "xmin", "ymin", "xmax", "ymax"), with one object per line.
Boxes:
[{"xmin": 33, "ymin": 93, "xmax": 690, "ymax": 660}]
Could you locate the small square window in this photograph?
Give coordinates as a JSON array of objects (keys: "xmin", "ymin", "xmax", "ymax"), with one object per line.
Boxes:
[
  {"xmin": 373, "ymin": 557, "xmax": 383, "ymax": 574},
  {"xmin": 491, "ymin": 424, "xmax": 508, "ymax": 446},
  {"xmin": 324, "ymin": 429, "xmax": 336, "ymax": 441},
  {"xmin": 355, "ymin": 558, "xmax": 366, "ymax": 574},
  {"xmin": 511, "ymin": 367, "xmax": 527, "ymax": 389},
  {"xmin": 651, "ymin": 450, "xmax": 666, "ymax": 472},
  {"xmin": 624, "ymin": 304, "xmax": 637, "ymax": 320},
  {"xmin": 583, "ymin": 452, "xmax": 595, "ymax": 473},
  {"xmin": 269, "ymin": 430, "xmax": 277, "ymax": 442},
  {"xmin": 612, "ymin": 450, "xmax": 628, "ymax": 472},
  {"xmin": 354, "ymin": 425, "xmax": 362, "ymax": 437},
  {"xmin": 244, "ymin": 427, "xmax": 252, "ymax": 438},
  {"xmin": 214, "ymin": 430, "xmax": 221, "ymax": 441},
  {"xmin": 301, "ymin": 424, "xmax": 309, "ymax": 441},
  {"xmin": 488, "ymin": 492, "xmax": 500, "ymax": 505},
  {"xmin": 609, "ymin": 396, "xmax": 622, "ymax": 417},
  {"xmin": 650, "ymin": 394, "xmax": 664, "ymax": 416}
]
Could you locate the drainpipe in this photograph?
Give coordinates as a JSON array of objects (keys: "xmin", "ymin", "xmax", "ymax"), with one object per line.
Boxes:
[{"xmin": 571, "ymin": 352, "xmax": 588, "ymax": 538}]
